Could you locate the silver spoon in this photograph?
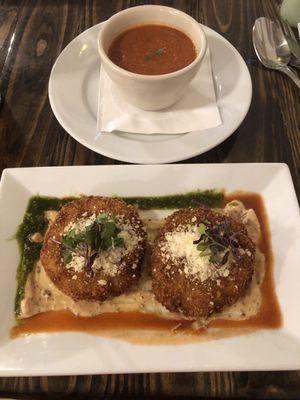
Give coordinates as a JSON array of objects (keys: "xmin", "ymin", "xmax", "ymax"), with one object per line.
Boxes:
[
  {"xmin": 279, "ymin": 16, "xmax": 300, "ymax": 69},
  {"xmin": 253, "ymin": 17, "xmax": 300, "ymax": 88}
]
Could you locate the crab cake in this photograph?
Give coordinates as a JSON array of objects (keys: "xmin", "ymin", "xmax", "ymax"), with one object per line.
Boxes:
[
  {"xmin": 41, "ymin": 196, "xmax": 146, "ymax": 301},
  {"xmin": 151, "ymin": 206, "xmax": 255, "ymax": 319}
]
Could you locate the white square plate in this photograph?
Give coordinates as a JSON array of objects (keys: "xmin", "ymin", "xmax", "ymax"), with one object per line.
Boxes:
[{"xmin": 0, "ymin": 164, "xmax": 299, "ymax": 376}]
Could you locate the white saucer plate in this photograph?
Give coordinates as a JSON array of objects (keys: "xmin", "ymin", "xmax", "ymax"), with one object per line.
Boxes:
[{"xmin": 49, "ymin": 23, "xmax": 252, "ymax": 163}]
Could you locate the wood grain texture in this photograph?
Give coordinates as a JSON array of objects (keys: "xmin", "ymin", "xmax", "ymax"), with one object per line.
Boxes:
[{"xmin": 0, "ymin": 0, "xmax": 299, "ymax": 399}]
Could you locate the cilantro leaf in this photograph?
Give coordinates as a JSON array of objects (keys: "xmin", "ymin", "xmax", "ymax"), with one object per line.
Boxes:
[
  {"xmin": 62, "ymin": 250, "xmax": 72, "ymax": 264},
  {"xmin": 198, "ymin": 223, "xmax": 207, "ymax": 235}
]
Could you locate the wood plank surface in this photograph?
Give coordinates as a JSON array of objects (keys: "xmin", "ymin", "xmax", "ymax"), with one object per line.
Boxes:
[{"xmin": 0, "ymin": 0, "xmax": 299, "ymax": 399}]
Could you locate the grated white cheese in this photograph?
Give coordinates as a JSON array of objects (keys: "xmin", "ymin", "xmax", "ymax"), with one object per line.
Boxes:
[
  {"xmin": 65, "ymin": 255, "xmax": 86, "ymax": 273},
  {"xmin": 162, "ymin": 225, "xmax": 230, "ymax": 282},
  {"xmin": 118, "ymin": 229, "xmax": 140, "ymax": 251},
  {"xmin": 64, "ymin": 213, "xmax": 97, "ymax": 233},
  {"xmin": 62, "ymin": 215, "xmax": 141, "ymax": 277}
]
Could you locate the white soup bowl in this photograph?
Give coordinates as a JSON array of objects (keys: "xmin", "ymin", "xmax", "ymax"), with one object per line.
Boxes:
[{"xmin": 98, "ymin": 5, "xmax": 207, "ymax": 111}]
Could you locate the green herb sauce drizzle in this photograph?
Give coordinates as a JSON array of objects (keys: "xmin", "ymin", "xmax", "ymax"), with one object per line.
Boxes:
[
  {"xmin": 123, "ymin": 190, "xmax": 223, "ymax": 210},
  {"xmin": 15, "ymin": 197, "xmax": 75, "ymax": 315}
]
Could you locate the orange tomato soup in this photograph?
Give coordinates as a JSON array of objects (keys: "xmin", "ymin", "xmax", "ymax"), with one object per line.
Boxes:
[{"xmin": 108, "ymin": 24, "xmax": 197, "ymax": 75}]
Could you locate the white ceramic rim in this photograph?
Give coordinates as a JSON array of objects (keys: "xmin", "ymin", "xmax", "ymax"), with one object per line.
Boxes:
[
  {"xmin": 98, "ymin": 5, "xmax": 207, "ymax": 81},
  {"xmin": 1, "ymin": 163, "xmax": 300, "ymax": 376}
]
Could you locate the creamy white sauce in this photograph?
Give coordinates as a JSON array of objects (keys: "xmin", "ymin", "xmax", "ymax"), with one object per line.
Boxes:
[{"xmin": 20, "ymin": 203, "xmax": 265, "ymax": 325}]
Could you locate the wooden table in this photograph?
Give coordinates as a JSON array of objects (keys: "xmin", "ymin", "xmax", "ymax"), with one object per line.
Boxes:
[{"xmin": 0, "ymin": 0, "xmax": 299, "ymax": 399}]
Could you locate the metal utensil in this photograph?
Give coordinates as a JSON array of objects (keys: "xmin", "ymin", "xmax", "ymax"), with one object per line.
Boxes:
[
  {"xmin": 279, "ymin": 16, "xmax": 300, "ymax": 69},
  {"xmin": 253, "ymin": 17, "xmax": 300, "ymax": 88}
]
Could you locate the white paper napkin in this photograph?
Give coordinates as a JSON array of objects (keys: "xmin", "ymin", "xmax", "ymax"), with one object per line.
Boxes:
[{"xmin": 97, "ymin": 47, "xmax": 221, "ymax": 135}]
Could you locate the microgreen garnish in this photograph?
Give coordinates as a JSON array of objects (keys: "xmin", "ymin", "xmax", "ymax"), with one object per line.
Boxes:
[
  {"xmin": 193, "ymin": 219, "xmax": 246, "ymax": 266},
  {"xmin": 145, "ymin": 47, "xmax": 166, "ymax": 61},
  {"xmin": 52, "ymin": 213, "xmax": 124, "ymax": 276}
]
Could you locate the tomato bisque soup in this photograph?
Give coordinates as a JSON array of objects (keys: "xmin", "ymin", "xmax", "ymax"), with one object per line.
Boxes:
[{"xmin": 108, "ymin": 24, "xmax": 197, "ymax": 75}]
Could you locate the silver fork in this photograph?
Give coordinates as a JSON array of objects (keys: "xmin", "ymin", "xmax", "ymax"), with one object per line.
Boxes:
[{"xmin": 279, "ymin": 17, "xmax": 300, "ymax": 69}]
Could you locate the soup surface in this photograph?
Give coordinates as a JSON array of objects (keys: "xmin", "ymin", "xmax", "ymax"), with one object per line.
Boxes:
[{"xmin": 108, "ymin": 24, "xmax": 197, "ymax": 75}]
